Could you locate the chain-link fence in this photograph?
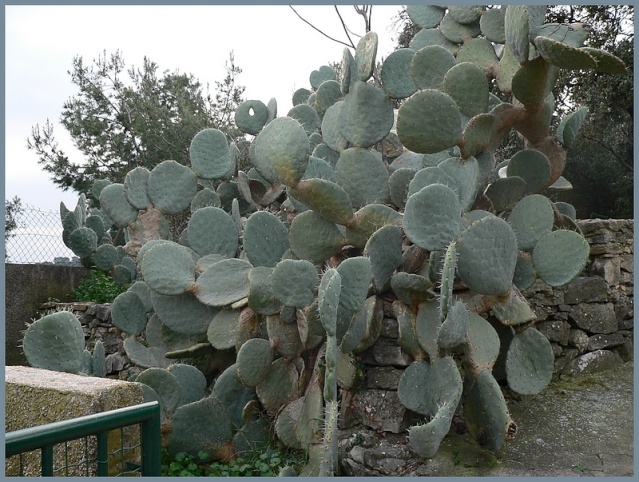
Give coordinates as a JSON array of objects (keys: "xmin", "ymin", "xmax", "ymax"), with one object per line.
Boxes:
[{"xmin": 5, "ymin": 205, "xmax": 78, "ymax": 265}]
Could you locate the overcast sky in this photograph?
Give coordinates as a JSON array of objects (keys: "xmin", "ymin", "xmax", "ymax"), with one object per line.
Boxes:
[{"xmin": 4, "ymin": 4, "xmax": 404, "ymax": 213}]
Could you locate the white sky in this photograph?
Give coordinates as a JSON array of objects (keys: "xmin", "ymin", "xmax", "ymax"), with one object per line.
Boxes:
[{"xmin": 4, "ymin": 4, "xmax": 405, "ymax": 212}]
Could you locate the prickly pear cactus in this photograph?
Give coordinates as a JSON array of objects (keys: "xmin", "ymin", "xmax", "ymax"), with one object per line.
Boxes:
[{"xmin": 45, "ymin": 4, "xmax": 626, "ymax": 470}]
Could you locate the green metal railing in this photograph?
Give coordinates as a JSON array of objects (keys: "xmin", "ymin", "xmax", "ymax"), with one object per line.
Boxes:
[{"xmin": 5, "ymin": 401, "xmax": 162, "ymax": 477}]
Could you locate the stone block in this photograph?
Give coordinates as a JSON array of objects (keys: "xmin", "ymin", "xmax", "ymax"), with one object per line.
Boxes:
[
  {"xmin": 380, "ymin": 318, "xmax": 399, "ymax": 339},
  {"xmin": 351, "ymin": 389, "xmax": 407, "ymax": 433},
  {"xmin": 587, "ymin": 332, "xmax": 626, "ymax": 351},
  {"xmin": 560, "ymin": 350, "xmax": 624, "ymax": 378},
  {"xmin": 536, "ymin": 319, "xmax": 570, "ymax": 345},
  {"xmin": 5, "ymin": 366, "xmax": 145, "ymax": 476},
  {"xmin": 563, "ymin": 277, "xmax": 608, "ymax": 304},
  {"xmin": 591, "ymin": 258, "xmax": 621, "ymax": 286},
  {"xmin": 568, "ymin": 329, "xmax": 589, "ymax": 353},
  {"xmin": 568, "ymin": 303, "xmax": 617, "ymax": 334},
  {"xmin": 366, "ymin": 367, "xmax": 403, "ymax": 390},
  {"xmin": 360, "ymin": 339, "xmax": 413, "ymax": 367}
]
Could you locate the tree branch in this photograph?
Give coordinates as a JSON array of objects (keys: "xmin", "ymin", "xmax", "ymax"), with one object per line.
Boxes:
[
  {"xmin": 333, "ymin": 6, "xmax": 356, "ymax": 48},
  {"xmin": 581, "ymin": 134, "xmax": 634, "ymax": 173},
  {"xmin": 289, "ymin": 6, "xmax": 354, "ymax": 48}
]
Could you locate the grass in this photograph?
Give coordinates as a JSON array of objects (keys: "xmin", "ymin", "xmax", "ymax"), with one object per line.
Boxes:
[{"xmin": 72, "ymin": 270, "xmax": 127, "ymax": 303}]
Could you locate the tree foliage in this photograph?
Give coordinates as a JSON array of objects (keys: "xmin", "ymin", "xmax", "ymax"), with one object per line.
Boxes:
[
  {"xmin": 5, "ymin": 196, "xmax": 24, "ymax": 244},
  {"xmin": 28, "ymin": 50, "xmax": 245, "ymax": 195}
]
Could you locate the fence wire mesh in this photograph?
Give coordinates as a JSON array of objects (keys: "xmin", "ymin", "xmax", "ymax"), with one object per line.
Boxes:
[{"xmin": 5, "ymin": 204, "xmax": 78, "ymax": 264}]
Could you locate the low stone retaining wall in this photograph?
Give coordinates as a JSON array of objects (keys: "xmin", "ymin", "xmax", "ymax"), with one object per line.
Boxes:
[{"xmin": 5, "ymin": 366, "xmax": 145, "ymax": 476}]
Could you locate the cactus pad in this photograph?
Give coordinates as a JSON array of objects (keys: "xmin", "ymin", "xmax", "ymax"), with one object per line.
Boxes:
[
  {"xmin": 147, "ymin": 160, "xmax": 198, "ymax": 215},
  {"xmin": 190, "ymin": 128, "xmax": 232, "ymax": 179},
  {"xmin": 506, "ymin": 328, "xmax": 554, "ymax": 395},
  {"xmin": 532, "ymin": 230, "xmax": 590, "ymax": 287}
]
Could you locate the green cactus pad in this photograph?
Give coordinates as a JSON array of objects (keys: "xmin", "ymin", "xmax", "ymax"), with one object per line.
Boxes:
[
  {"xmin": 409, "ymin": 45, "xmax": 456, "ymax": 91},
  {"xmin": 318, "ymin": 269, "xmax": 341, "ymax": 338},
  {"xmin": 408, "ymin": 166, "xmax": 456, "ymax": 198},
  {"xmin": 532, "ymin": 230, "xmax": 590, "ymax": 287},
  {"xmin": 404, "ymin": 183, "xmax": 464, "ymax": 251},
  {"xmin": 464, "ymin": 313, "xmax": 501, "ymax": 372},
  {"xmin": 190, "ymin": 188, "xmax": 221, "ymax": 212},
  {"xmin": 491, "ymin": 286, "xmax": 537, "ymax": 327},
  {"xmin": 438, "ymin": 300, "xmax": 469, "ymax": 349},
  {"xmin": 388, "ymin": 168, "xmax": 417, "ymax": 209},
  {"xmin": 166, "ymin": 394, "xmax": 233, "ymax": 458},
  {"xmin": 449, "ymin": 5, "xmax": 485, "ymax": 24},
  {"xmin": 206, "ymin": 308, "xmax": 239, "ymax": 350},
  {"xmin": 334, "ymin": 148, "xmax": 389, "ymax": 209},
  {"xmin": 23, "ymin": 311, "xmax": 85, "ymax": 374},
  {"xmin": 267, "ymin": 313, "xmax": 305, "ymax": 358},
  {"xmin": 457, "ymin": 215, "xmax": 518, "ymax": 295},
  {"xmin": 68, "ymin": 227, "xmax": 98, "ymax": 259},
  {"xmin": 111, "ymin": 291, "xmax": 147, "ymax": 336},
  {"xmin": 464, "ymin": 368, "xmax": 514, "ymax": 453},
  {"xmin": 256, "ymin": 357, "xmax": 302, "ymax": 415},
  {"xmin": 443, "ymin": 62, "xmax": 489, "ymax": 118},
  {"xmin": 364, "ymin": 225, "xmax": 403, "ymax": 292},
  {"xmin": 186, "ymin": 206, "xmax": 238, "ymax": 258},
  {"xmin": 289, "ymin": 178, "xmax": 354, "ymax": 226},
  {"xmin": 335, "ymin": 256, "xmax": 371, "ymax": 313},
  {"xmin": 380, "ymin": 48, "xmax": 417, "ymax": 99},
  {"xmin": 252, "ymin": 117, "xmax": 310, "ymax": 187},
  {"xmin": 393, "ymin": 301, "xmax": 427, "ymax": 359},
  {"xmin": 288, "ymin": 210, "xmax": 346, "ymax": 263},
  {"xmin": 135, "ymin": 367, "xmax": 181, "ymax": 416},
  {"xmin": 580, "ymin": 47, "xmax": 626, "ymax": 74},
  {"xmin": 397, "ymin": 90, "xmax": 463, "ymax": 154},
  {"xmin": 92, "ymin": 243, "xmax": 117, "ymax": 271},
  {"xmin": 312, "ymin": 143, "xmax": 340, "ymax": 166},
  {"xmin": 439, "ymin": 156, "xmax": 481, "ymax": 212},
  {"xmin": 397, "ymin": 356, "xmax": 463, "ymax": 417},
  {"xmin": 151, "ymin": 290, "xmax": 217, "ymax": 335},
  {"xmin": 147, "ymin": 160, "xmax": 198, "ymax": 215},
  {"xmin": 302, "ymin": 156, "xmax": 336, "ymax": 183},
  {"xmin": 128, "ymin": 281, "xmax": 153, "ymax": 313},
  {"xmin": 506, "ymin": 328, "xmax": 554, "ymax": 395},
  {"xmin": 408, "ymin": 399, "xmax": 456, "ymax": 459},
  {"xmin": 194, "ymin": 258, "xmax": 252, "ymax": 307},
  {"xmin": 440, "ymin": 13, "xmax": 481, "ymax": 44},
  {"xmin": 460, "ymin": 114, "xmax": 497, "ymax": 159},
  {"xmin": 124, "ymin": 336, "xmax": 160, "ymax": 369},
  {"xmin": 534, "ymin": 36, "xmax": 596, "ymax": 70},
  {"xmin": 123, "ymin": 167, "xmax": 151, "ymax": 210},
  {"xmin": 275, "ymin": 396, "xmax": 306, "ymax": 449},
  {"xmin": 293, "ymin": 87, "xmax": 311, "ymax": 106},
  {"xmin": 507, "ymin": 149, "xmax": 552, "ymax": 194},
  {"xmin": 480, "ymin": 6, "xmax": 506, "ymax": 43},
  {"xmin": 141, "ymin": 242, "xmax": 196, "ymax": 295},
  {"xmin": 391, "ymin": 272, "xmax": 435, "ymax": 308},
  {"xmin": 189, "ymin": 128, "xmax": 232, "ymax": 180},
  {"xmin": 314, "ymin": 80, "xmax": 342, "ymax": 120},
  {"xmin": 243, "ymin": 211, "xmax": 289, "ymax": 268},
  {"xmin": 287, "ymin": 104, "xmax": 321, "ymax": 135},
  {"xmin": 412, "ymin": 299, "xmax": 439, "ymax": 360},
  {"xmin": 513, "ymin": 250, "xmax": 537, "ymax": 291},
  {"xmin": 508, "ymin": 194, "xmax": 554, "ymax": 251},
  {"xmin": 494, "ymin": 44, "xmax": 521, "ymax": 93},
  {"xmin": 235, "ymin": 100, "xmax": 269, "ymax": 135},
  {"xmin": 91, "ymin": 179, "xmax": 112, "ymax": 202},
  {"xmin": 554, "ymin": 201, "xmax": 577, "ymax": 220},
  {"xmin": 410, "ymin": 28, "xmax": 459, "ymax": 55},
  {"xmin": 512, "ymin": 57, "xmax": 560, "ymax": 110},
  {"xmin": 236, "ymin": 338, "xmax": 273, "ymax": 388},
  {"xmin": 345, "ymin": 204, "xmax": 402, "ymax": 248},
  {"xmin": 338, "ymin": 81, "xmax": 394, "ymax": 149},
  {"xmin": 99, "ymin": 183, "xmax": 138, "ymax": 228},
  {"xmin": 266, "ymin": 98, "xmax": 278, "ymax": 124},
  {"xmin": 456, "ymin": 38, "xmax": 499, "ymax": 73},
  {"xmin": 271, "ymin": 259, "xmax": 319, "ymax": 309},
  {"xmin": 354, "ymin": 31, "xmax": 378, "ymax": 82},
  {"xmin": 556, "ymin": 106, "xmax": 588, "ymax": 149},
  {"xmin": 310, "ymin": 65, "xmax": 337, "ymax": 89},
  {"xmin": 533, "ymin": 22, "xmax": 590, "ymax": 47},
  {"xmin": 167, "ymin": 363, "xmax": 208, "ymax": 407},
  {"xmin": 406, "ymin": 5, "xmax": 445, "ymax": 28},
  {"xmin": 485, "ymin": 176, "xmax": 527, "ymax": 212},
  {"xmin": 504, "ymin": 5, "xmax": 530, "ymax": 64},
  {"xmin": 320, "ymin": 101, "xmax": 349, "ymax": 153},
  {"xmin": 84, "ymin": 214, "xmax": 106, "ymax": 241},
  {"xmin": 247, "ymin": 266, "xmax": 282, "ymax": 315},
  {"xmin": 211, "ymin": 363, "xmax": 257, "ymax": 430}
]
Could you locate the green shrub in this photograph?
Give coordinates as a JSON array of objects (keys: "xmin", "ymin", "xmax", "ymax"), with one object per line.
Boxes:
[
  {"xmin": 161, "ymin": 448, "xmax": 306, "ymax": 477},
  {"xmin": 72, "ymin": 270, "xmax": 127, "ymax": 303}
]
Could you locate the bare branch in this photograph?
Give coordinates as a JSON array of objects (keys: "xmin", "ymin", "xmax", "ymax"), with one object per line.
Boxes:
[
  {"xmin": 581, "ymin": 134, "xmax": 634, "ymax": 173},
  {"xmin": 289, "ymin": 6, "xmax": 353, "ymax": 48},
  {"xmin": 333, "ymin": 6, "xmax": 356, "ymax": 48}
]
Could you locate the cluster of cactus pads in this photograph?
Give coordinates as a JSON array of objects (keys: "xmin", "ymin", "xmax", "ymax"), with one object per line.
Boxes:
[{"xmin": 26, "ymin": 5, "xmax": 626, "ymax": 474}]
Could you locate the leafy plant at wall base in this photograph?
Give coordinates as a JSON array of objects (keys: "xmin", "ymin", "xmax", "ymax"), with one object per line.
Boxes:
[{"xmin": 72, "ymin": 270, "xmax": 127, "ymax": 303}]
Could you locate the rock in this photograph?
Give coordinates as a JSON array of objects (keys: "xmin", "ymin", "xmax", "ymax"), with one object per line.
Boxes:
[
  {"xmin": 536, "ymin": 319, "xmax": 570, "ymax": 345},
  {"xmin": 613, "ymin": 338, "xmax": 634, "ymax": 362},
  {"xmin": 614, "ymin": 295, "xmax": 633, "ymax": 321},
  {"xmin": 568, "ymin": 329, "xmax": 589, "ymax": 353},
  {"xmin": 618, "ymin": 317, "xmax": 634, "ymax": 330},
  {"xmin": 351, "ymin": 389, "xmax": 408, "ymax": 433},
  {"xmin": 568, "ymin": 303, "xmax": 617, "ymax": 334},
  {"xmin": 563, "ymin": 277, "xmax": 608, "ymax": 304},
  {"xmin": 366, "ymin": 366, "xmax": 403, "ymax": 390},
  {"xmin": 560, "ymin": 350, "xmax": 624, "ymax": 378},
  {"xmin": 105, "ymin": 353, "xmax": 129, "ymax": 373},
  {"xmin": 95, "ymin": 304, "xmax": 111, "ymax": 322},
  {"xmin": 380, "ymin": 317, "xmax": 399, "ymax": 339},
  {"xmin": 587, "ymin": 333, "xmax": 626, "ymax": 351},
  {"xmin": 553, "ymin": 348, "xmax": 579, "ymax": 375},
  {"xmin": 360, "ymin": 339, "xmax": 413, "ymax": 367},
  {"xmin": 591, "ymin": 258, "xmax": 621, "ymax": 286}
]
